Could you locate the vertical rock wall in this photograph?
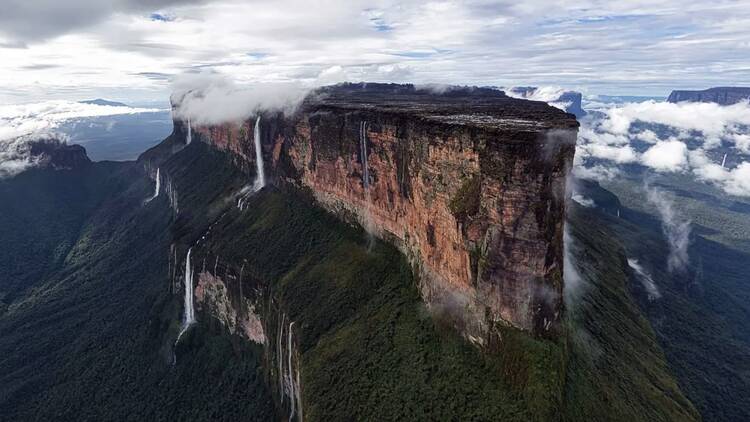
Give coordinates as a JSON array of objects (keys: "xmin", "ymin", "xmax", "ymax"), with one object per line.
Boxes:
[{"xmin": 180, "ymin": 84, "xmax": 577, "ymax": 343}]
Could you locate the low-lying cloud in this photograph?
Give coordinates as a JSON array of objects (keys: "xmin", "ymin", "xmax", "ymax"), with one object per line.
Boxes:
[
  {"xmin": 563, "ymin": 226, "xmax": 586, "ymax": 306},
  {"xmin": 171, "ymin": 72, "xmax": 311, "ymax": 125},
  {"xmin": 645, "ymin": 184, "xmax": 691, "ymax": 273},
  {"xmin": 640, "ymin": 139, "xmax": 688, "ymax": 172},
  {"xmin": 505, "ymin": 86, "xmax": 572, "ymax": 111},
  {"xmin": 0, "ymin": 100, "xmax": 160, "ymax": 177},
  {"xmin": 627, "ymin": 258, "xmax": 661, "ymax": 301},
  {"xmin": 575, "ymin": 97, "xmax": 750, "ymax": 196}
]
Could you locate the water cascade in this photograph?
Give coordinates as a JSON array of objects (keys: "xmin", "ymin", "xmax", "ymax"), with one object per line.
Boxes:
[
  {"xmin": 151, "ymin": 168, "xmax": 161, "ymax": 200},
  {"xmin": 177, "ymin": 248, "xmax": 196, "ymax": 340},
  {"xmin": 186, "ymin": 117, "xmax": 192, "ymax": 145},
  {"xmin": 277, "ymin": 313, "xmax": 286, "ymax": 405},
  {"xmin": 165, "ymin": 177, "xmax": 179, "ymax": 214},
  {"xmin": 144, "ymin": 168, "xmax": 161, "ymax": 204},
  {"xmin": 253, "ymin": 116, "xmax": 265, "ymax": 191},
  {"xmin": 359, "ymin": 120, "xmax": 375, "ymax": 247},
  {"xmin": 627, "ymin": 258, "xmax": 661, "ymax": 301},
  {"xmin": 288, "ymin": 321, "xmax": 296, "ymax": 421},
  {"xmin": 359, "ymin": 121, "xmax": 369, "ymax": 189},
  {"xmin": 237, "ymin": 184, "xmax": 253, "ymax": 210}
]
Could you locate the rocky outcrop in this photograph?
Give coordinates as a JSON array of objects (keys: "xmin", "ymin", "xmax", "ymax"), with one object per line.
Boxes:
[
  {"xmin": 28, "ymin": 138, "xmax": 91, "ymax": 170},
  {"xmin": 195, "ymin": 270, "xmax": 266, "ymax": 344},
  {"xmin": 179, "ymin": 83, "xmax": 577, "ymax": 343},
  {"xmin": 667, "ymin": 87, "xmax": 750, "ymax": 105},
  {"xmin": 557, "ymin": 91, "xmax": 587, "ymax": 118},
  {"xmin": 505, "ymin": 86, "xmax": 587, "ymax": 118}
]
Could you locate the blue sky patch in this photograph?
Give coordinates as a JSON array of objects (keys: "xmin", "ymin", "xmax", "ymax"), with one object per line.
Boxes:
[{"xmin": 150, "ymin": 13, "xmax": 174, "ymax": 22}]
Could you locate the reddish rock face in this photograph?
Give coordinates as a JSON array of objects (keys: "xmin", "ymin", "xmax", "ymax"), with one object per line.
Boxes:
[{"xmin": 180, "ymin": 83, "xmax": 577, "ymax": 343}]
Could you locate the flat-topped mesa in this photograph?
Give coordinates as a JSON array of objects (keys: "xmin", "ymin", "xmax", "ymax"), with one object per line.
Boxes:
[
  {"xmin": 667, "ymin": 87, "xmax": 750, "ymax": 105},
  {"xmin": 178, "ymin": 83, "xmax": 578, "ymax": 343}
]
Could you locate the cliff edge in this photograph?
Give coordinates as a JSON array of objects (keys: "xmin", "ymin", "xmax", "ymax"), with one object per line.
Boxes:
[
  {"xmin": 177, "ymin": 83, "xmax": 578, "ymax": 343},
  {"xmin": 667, "ymin": 86, "xmax": 750, "ymax": 105}
]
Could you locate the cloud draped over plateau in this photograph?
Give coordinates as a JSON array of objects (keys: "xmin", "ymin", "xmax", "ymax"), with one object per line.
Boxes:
[
  {"xmin": 171, "ymin": 73, "xmax": 310, "ymax": 125},
  {"xmin": 575, "ymin": 99, "xmax": 750, "ymax": 196}
]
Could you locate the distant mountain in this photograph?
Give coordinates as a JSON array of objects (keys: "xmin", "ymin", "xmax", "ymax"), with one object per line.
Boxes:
[
  {"xmin": 79, "ymin": 98, "xmax": 129, "ymax": 107},
  {"xmin": 557, "ymin": 91, "xmax": 587, "ymax": 118},
  {"xmin": 667, "ymin": 87, "xmax": 750, "ymax": 105},
  {"xmin": 504, "ymin": 86, "xmax": 587, "ymax": 118},
  {"xmin": 587, "ymin": 95, "xmax": 666, "ymax": 104}
]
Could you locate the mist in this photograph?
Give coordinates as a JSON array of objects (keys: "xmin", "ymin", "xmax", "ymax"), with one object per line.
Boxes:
[
  {"xmin": 170, "ymin": 73, "xmax": 311, "ymax": 125},
  {"xmin": 505, "ymin": 86, "xmax": 572, "ymax": 111},
  {"xmin": 644, "ymin": 184, "xmax": 691, "ymax": 273},
  {"xmin": 627, "ymin": 258, "xmax": 661, "ymax": 300},
  {"xmin": 563, "ymin": 226, "xmax": 586, "ymax": 306}
]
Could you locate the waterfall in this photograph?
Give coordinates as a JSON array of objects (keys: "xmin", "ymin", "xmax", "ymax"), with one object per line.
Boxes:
[
  {"xmin": 295, "ymin": 356, "xmax": 303, "ymax": 422},
  {"xmin": 237, "ymin": 184, "xmax": 253, "ymax": 210},
  {"xmin": 154, "ymin": 168, "xmax": 161, "ymax": 198},
  {"xmin": 183, "ymin": 248, "xmax": 196, "ymax": 326},
  {"xmin": 359, "ymin": 121, "xmax": 369, "ymax": 189},
  {"xmin": 173, "ymin": 248, "xmax": 196, "ymax": 364},
  {"xmin": 166, "ymin": 178, "xmax": 179, "ymax": 214},
  {"xmin": 274, "ymin": 311, "xmax": 303, "ymax": 420},
  {"xmin": 721, "ymin": 153, "xmax": 728, "ymax": 168},
  {"xmin": 278, "ymin": 313, "xmax": 286, "ymax": 404},
  {"xmin": 150, "ymin": 168, "xmax": 161, "ymax": 200},
  {"xmin": 178, "ymin": 248, "xmax": 196, "ymax": 339},
  {"xmin": 253, "ymin": 116, "xmax": 265, "ymax": 191},
  {"xmin": 288, "ymin": 321, "xmax": 296, "ymax": 421},
  {"xmin": 359, "ymin": 120, "xmax": 375, "ymax": 248},
  {"xmin": 186, "ymin": 117, "xmax": 192, "ymax": 145},
  {"xmin": 628, "ymin": 258, "xmax": 661, "ymax": 300},
  {"xmin": 144, "ymin": 168, "xmax": 161, "ymax": 204}
]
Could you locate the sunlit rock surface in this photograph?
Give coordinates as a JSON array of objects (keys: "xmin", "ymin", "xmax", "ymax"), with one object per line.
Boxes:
[{"xmin": 179, "ymin": 83, "xmax": 578, "ymax": 342}]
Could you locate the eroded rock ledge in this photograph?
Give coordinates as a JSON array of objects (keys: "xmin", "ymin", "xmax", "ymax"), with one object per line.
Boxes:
[{"xmin": 176, "ymin": 83, "xmax": 578, "ymax": 343}]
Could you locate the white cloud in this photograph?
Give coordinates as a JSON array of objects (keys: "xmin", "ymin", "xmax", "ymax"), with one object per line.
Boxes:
[
  {"xmin": 641, "ymin": 140, "xmax": 688, "ymax": 172},
  {"xmin": 724, "ymin": 162, "xmax": 750, "ymax": 197},
  {"xmin": 0, "ymin": 100, "xmax": 160, "ymax": 142},
  {"xmin": 576, "ymin": 97, "xmax": 750, "ymax": 197},
  {"xmin": 583, "ymin": 144, "xmax": 638, "ymax": 164},
  {"xmin": 571, "ymin": 194, "xmax": 595, "ymax": 207},
  {"xmin": 572, "ymin": 164, "xmax": 620, "ymax": 181},
  {"xmin": 171, "ymin": 72, "xmax": 310, "ymax": 125},
  {"xmin": 601, "ymin": 100, "xmax": 750, "ymax": 141},
  {"xmin": 505, "ymin": 86, "xmax": 571, "ymax": 111},
  {"xmin": 635, "ymin": 129, "xmax": 659, "ymax": 144},
  {"xmin": 3, "ymin": 1, "xmax": 750, "ymax": 103},
  {"xmin": 731, "ymin": 133, "xmax": 750, "ymax": 154},
  {"xmin": 0, "ymin": 100, "xmax": 160, "ymax": 177}
]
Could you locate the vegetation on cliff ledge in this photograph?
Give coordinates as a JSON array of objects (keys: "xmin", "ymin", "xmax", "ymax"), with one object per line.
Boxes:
[
  {"xmin": 0, "ymin": 140, "xmax": 701, "ymax": 422},
  {"xmin": 448, "ymin": 174, "xmax": 482, "ymax": 225}
]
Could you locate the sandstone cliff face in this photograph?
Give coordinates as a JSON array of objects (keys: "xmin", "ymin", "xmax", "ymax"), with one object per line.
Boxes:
[
  {"xmin": 668, "ymin": 87, "xmax": 750, "ymax": 105},
  {"xmin": 180, "ymin": 83, "xmax": 577, "ymax": 342}
]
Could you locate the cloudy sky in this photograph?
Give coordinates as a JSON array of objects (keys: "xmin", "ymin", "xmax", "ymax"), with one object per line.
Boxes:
[{"xmin": 2, "ymin": 0, "xmax": 750, "ymax": 103}]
